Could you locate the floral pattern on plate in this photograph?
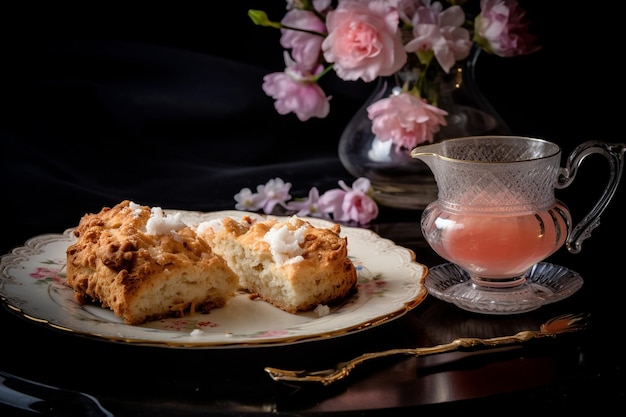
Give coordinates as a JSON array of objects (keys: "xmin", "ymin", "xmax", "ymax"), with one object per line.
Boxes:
[{"xmin": 0, "ymin": 210, "xmax": 427, "ymax": 348}]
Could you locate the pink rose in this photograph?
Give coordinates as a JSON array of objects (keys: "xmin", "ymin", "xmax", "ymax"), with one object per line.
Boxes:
[
  {"xmin": 262, "ymin": 53, "xmax": 331, "ymax": 121},
  {"xmin": 280, "ymin": 9, "xmax": 327, "ymax": 70},
  {"xmin": 367, "ymin": 92, "xmax": 448, "ymax": 151},
  {"xmin": 474, "ymin": 0, "xmax": 540, "ymax": 57},
  {"xmin": 321, "ymin": 0, "xmax": 407, "ymax": 82}
]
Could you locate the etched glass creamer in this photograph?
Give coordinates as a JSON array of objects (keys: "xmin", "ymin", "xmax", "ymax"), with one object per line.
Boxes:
[{"xmin": 411, "ymin": 136, "xmax": 625, "ymax": 314}]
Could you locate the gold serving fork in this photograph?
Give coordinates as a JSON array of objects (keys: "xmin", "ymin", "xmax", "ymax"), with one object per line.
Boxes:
[{"xmin": 265, "ymin": 313, "xmax": 589, "ymax": 386}]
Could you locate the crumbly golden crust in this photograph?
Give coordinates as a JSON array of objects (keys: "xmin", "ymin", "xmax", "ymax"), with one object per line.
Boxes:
[
  {"xmin": 65, "ymin": 200, "xmax": 239, "ymax": 325},
  {"xmin": 198, "ymin": 215, "xmax": 357, "ymax": 313}
]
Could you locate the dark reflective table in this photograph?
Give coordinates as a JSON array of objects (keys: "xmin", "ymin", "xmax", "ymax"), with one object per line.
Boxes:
[
  {"xmin": 1, "ymin": 4, "xmax": 625, "ymax": 411},
  {"xmin": 2, "ymin": 200, "xmax": 624, "ymax": 416}
]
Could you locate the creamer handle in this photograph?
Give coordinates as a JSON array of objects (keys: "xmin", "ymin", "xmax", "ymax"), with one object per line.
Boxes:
[{"xmin": 557, "ymin": 141, "xmax": 626, "ymax": 253}]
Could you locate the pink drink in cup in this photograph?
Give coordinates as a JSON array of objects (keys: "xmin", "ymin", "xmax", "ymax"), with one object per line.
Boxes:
[
  {"xmin": 422, "ymin": 200, "xmax": 570, "ymax": 284},
  {"xmin": 412, "ymin": 136, "xmax": 624, "ymax": 312}
]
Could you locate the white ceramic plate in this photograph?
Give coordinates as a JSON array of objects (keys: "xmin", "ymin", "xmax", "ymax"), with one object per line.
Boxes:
[{"xmin": 0, "ymin": 210, "xmax": 427, "ymax": 349}]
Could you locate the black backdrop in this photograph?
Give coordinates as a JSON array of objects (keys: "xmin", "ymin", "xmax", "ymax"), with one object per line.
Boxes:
[{"xmin": 1, "ymin": 1, "xmax": 623, "ymax": 255}]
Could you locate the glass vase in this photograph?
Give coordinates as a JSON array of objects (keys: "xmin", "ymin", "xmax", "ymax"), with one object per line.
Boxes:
[{"xmin": 337, "ymin": 47, "xmax": 510, "ymax": 209}]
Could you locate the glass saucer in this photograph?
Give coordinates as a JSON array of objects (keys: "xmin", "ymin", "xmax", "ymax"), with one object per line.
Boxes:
[{"xmin": 425, "ymin": 262, "xmax": 583, "ymax": 315}]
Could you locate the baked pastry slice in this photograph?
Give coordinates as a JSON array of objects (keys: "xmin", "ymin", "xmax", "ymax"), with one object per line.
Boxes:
[
  {"xmin": 66, "ymin": 200, "xmax": 239, "ymax": 325},
  {"xmin": 196, "ymin": 215, "xmax": 357, "ymax": 313}
]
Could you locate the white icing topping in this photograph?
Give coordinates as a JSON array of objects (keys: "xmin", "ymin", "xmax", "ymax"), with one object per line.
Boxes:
[
  {"xmin": 314, "ymin": 304, "xmax": 330, "ymax": 317},
  {"xmin": 145, "ymin": 206, "xmax": 186, "ymax": 235},
  {"xmin": 196, "ymin": 218, "xmax": 225, "ymax": 236},
  {"xmin": 264, "ymin": 223, "xmax": 306, "ymax": 265},
  {"xmin": 169, "ymin": 230, "xmax": 184, "ymax": 242},
  {"xmin": 129, "ymin": 201, "xmax": 144, "ymax": 217}
]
